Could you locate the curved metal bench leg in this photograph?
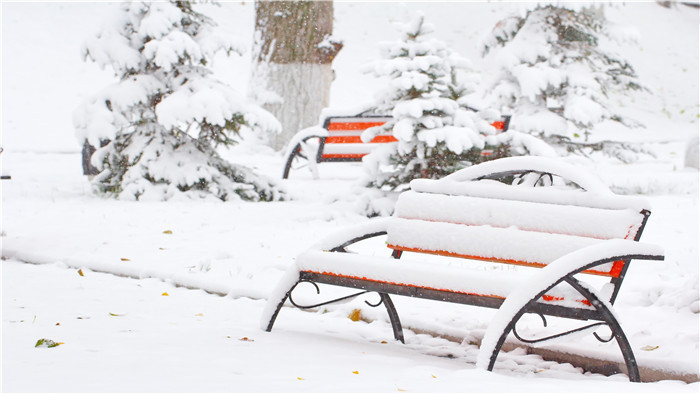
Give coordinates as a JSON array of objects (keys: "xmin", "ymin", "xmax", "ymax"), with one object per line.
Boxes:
[
  {"xmin": 379, "ymin": 293, "xmax": 404, "ymax": 343},
  {"xmin": 484, "ymin": 276, "xmax": 641, "ymax": 382},
  {"xmin": 485, "ymin": 309, "xmax": 526, "ymax": 372},
  {"xmin": 282, "ymin": 144, "xmax": 302, "ymax": 179},
  {"xmin": 564, "ymin": 277, "xmax": 640, "ymax": 382},
  {"xmin": 264, "ymin": 283, "xmax": 298, "ymax": 332},
  {"xmin": 384, "ymin": 250, "xmax": 405, "ymax": 342},
  {"xmin": 281, "ymin": 137, "xmax": 322, "ymax": 179}
]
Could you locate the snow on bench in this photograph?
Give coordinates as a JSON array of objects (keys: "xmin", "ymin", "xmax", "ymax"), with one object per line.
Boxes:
[
  {"xmin": 263, "ymin": 156, "xmax": 664, "ymax": 382},
  {"xmin": 281, "ymin": 109, "xmax": 510, "ymax": 179}
]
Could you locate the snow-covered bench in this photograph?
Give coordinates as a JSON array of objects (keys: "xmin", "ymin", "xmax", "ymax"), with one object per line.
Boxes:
[
  {"xmin": 263, "ymin": 156, "xmax": 664, "ymax": 382},
  {"xmin": 281, "ymin": 110, "xmax": 510, "ymax": 179}
]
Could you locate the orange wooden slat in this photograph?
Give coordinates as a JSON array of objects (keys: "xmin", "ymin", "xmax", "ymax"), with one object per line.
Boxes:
[
  {"xmin": 320, "ymin": 153, "xmax": 366, "ymax": 159},
  {"xmin": 301, "ymin": 269, "xmax": 592, "ymax": 307},
  {"xmin": 327, "ymin": 121, "xmax": 387, "ymax": 131},
  {"xmin": 325, "ymin": 135, "xmax": 398, "ymax": 144},
  {"xmin": 387, "ymin": 244, "xmax": 622, "ymax": 278}
]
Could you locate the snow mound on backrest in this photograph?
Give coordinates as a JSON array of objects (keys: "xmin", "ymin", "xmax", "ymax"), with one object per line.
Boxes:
[
  {"xmin": 436, "ymin": 156, "xmax": 611, "ymax": 193},
  {"xmin": 394, "ymin": 191, "xmax": 646, "ymax": 240}
]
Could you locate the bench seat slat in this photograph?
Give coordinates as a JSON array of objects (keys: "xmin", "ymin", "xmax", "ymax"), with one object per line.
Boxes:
[
  {"xmin": 386, "ymin": 218, "xmax": 623, "ymax": 276},
  {"xmin": 295, "ymin": 250, "xmax": 594, "ymax": 309}
]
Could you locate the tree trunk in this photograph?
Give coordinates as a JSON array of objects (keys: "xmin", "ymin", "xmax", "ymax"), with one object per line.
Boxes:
[{"xmin": 252, "ymin": 0, "xmax": 342, "ymax": 150}]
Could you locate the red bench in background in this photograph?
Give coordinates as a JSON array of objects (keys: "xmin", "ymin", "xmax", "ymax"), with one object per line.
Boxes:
[{"xmin": 281, "ymin": 111, "xmax": 511, "ymax": 179}]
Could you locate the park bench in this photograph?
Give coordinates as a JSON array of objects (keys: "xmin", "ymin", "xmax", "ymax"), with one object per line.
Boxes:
[
  {"xmin": 263, "ymin": 156, "xmax": 665, "ymax": 382},
  {"xmin": 281, "ymin": 110, "xmax": 511, "ymax": 179}
]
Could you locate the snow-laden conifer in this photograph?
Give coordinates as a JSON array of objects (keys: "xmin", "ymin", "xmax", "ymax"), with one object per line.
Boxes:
[
  {"xmin": 361, "ymin": 12, "xmax": 550, "ymax": 191},
  {"xmin": 481, "ymin": 5, "xmax": 645, "ymax": 158},
  {"xmin": 74, "ymin": 0, "xmax": 284, "ymax": 201}
]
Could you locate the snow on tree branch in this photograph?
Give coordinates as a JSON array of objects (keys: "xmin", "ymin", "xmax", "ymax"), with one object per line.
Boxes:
[{"xmin": 74, "ymin": 0, "xmax": 284, "ymax": 201}]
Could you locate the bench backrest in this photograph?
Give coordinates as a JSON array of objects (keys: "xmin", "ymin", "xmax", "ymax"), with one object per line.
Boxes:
[
  {"xmin": 386, "ymin": 169, "xmax": 651, "ymax": 279},
  {"xmin": 319, "ymin": 116, "xmax": 393, "ymax": 161},
  {"xmin": 318, "ymin": 115, "xmax": 511, "ymax": 162}
]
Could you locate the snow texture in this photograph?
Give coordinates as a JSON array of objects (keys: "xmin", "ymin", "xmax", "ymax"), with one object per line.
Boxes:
[
  {"xmin": 480, "ymin": 5, "xmax": 646, "ymax": 146},
  {"xmin": 409, "ymin": 156, "xmax": 651, "ymax": 211},
  {"xmin": 309, "ymin": 217, "xmax": 391, "ymax": 251},
  {"xmin": 359, "ymin": 11, "xmax": 525, "ymax": 189},
  {"xmin": 259, "ymin": 264, "xmax": 301, "ymax": 331},
  {"xmin": 2, "ymin": 1, "xmax": 699, "ymax": 390},
  {"xmin": 76, "ymin": 1, "xmax": 272, "ymax": 146},
  {"xmin": 74, "ymin": 1, "xmax": 283, "ymax": 201},
  {"xmin": 387, "ymin": 217, "xmax": 625, "ymax": 275},
  {"xmin": 435, "ymin": 156, "xmax": 616, "ymax": 194},
  {"xmin": 282, "ymin": 126, "xmax": 329, "ymax": 160},
  {"xmin": 394, "ymin": 191, "xmax": 647, "ymax": 240}
]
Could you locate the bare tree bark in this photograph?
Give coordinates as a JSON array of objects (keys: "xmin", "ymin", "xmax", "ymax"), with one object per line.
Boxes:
[{"xmin": 252, "ymin": 0, "xmax": 343, "ymax": 150}]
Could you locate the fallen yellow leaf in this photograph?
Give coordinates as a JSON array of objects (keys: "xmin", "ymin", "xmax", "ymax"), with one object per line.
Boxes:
[
  {"xmin": 77, "ymin": 269, "xmax": 84, "ymax": 277},
  {"xmin": 641, "ymin": 345, "xmax": 659, "ymax": 351},
  {"xmin": 163, "ymin": 230, "xmax": 173, "ymax": 234},
  {"xmin": 352, "ymin": 371, "xmax": 359, "ymax": 375},
  {"xmin": 120, "ymin": 258, "xmax": 130, "ymax": 261},
  {"xmin": 348, "ymin": 308, "xmax": 362, "ymax": 322},
  {"xmin": 35, "ymin": 338, "xmax": 64, "ymax": 348},
  {"xmin": 161, "ymin": 292, "xmax": 169, "ymax": 296},
  {"xmin": 297, "ymin": 377, "xmax": 305, "ymax": 381}
]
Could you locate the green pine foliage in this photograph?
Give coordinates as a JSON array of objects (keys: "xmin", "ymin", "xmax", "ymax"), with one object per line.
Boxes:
[
  {"xmin": 362, "ymin": 12, "xmax": 511, "ymax": 191},
  {"xmin": 74, "ymin": 0, "xmax": 284, "ymax": 201},
  {"xmin": 481, "ymin": 5, "xmax": 645, "ymax": 154}
]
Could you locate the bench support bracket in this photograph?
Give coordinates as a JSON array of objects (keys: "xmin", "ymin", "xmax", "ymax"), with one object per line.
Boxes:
[
  {"xmin": 484, "ymin": 273, "xmax": 642, "ymax": 382},
  {"xmin": 266, "ymin": 279, "xmax": 405, "ymax": 343}
]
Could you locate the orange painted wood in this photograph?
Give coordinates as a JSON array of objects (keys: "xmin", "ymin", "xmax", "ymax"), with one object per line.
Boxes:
[
  {"xmin": 301, "ymin": 269, "xmax": 592, "ymax": 307},
  {"xmin": 386, "ymin": 244, "xmax": 624, "ymax": 278}
]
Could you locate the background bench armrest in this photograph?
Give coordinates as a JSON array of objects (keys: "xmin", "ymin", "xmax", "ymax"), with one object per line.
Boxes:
[{"xmin": 282, "ymin": 126, "xmax": 329, "ymax": 160}]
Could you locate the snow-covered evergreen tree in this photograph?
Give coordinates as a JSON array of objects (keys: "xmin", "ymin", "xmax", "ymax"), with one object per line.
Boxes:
[
  {"xmin": 481, "ymin": 5, "xmax": 644, "ymax": 154},
  {"xmin": 73, "ymin": 0, "xmax": 284, "ymax": 201},
  {"xmin": 361, "ymin": 12, "xmax": 549, "ymax": 191}
]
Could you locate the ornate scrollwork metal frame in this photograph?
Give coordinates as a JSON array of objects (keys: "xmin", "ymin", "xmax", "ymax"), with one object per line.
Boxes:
[
  {"xmin": 287, "ymin": 279, "xmax": 385, "ymax": 310},
  {"xmin": 512, "ymin": 312, "xmax": 614, "ymax": 345}
]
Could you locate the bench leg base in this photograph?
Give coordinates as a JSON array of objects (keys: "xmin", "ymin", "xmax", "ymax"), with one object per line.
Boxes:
[
  {"xmin": 483, "ymin": 276, "xmax": 641, "ymax": 382},
  {"xmin": 379, "ymin": 293, "xmax": 404, "ymax": 343}
]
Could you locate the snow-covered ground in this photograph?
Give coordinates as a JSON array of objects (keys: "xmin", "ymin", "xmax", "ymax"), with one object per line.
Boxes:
[{"xmin": 1, "ymin": 1, "xmax": 699, "ymax": 392}]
